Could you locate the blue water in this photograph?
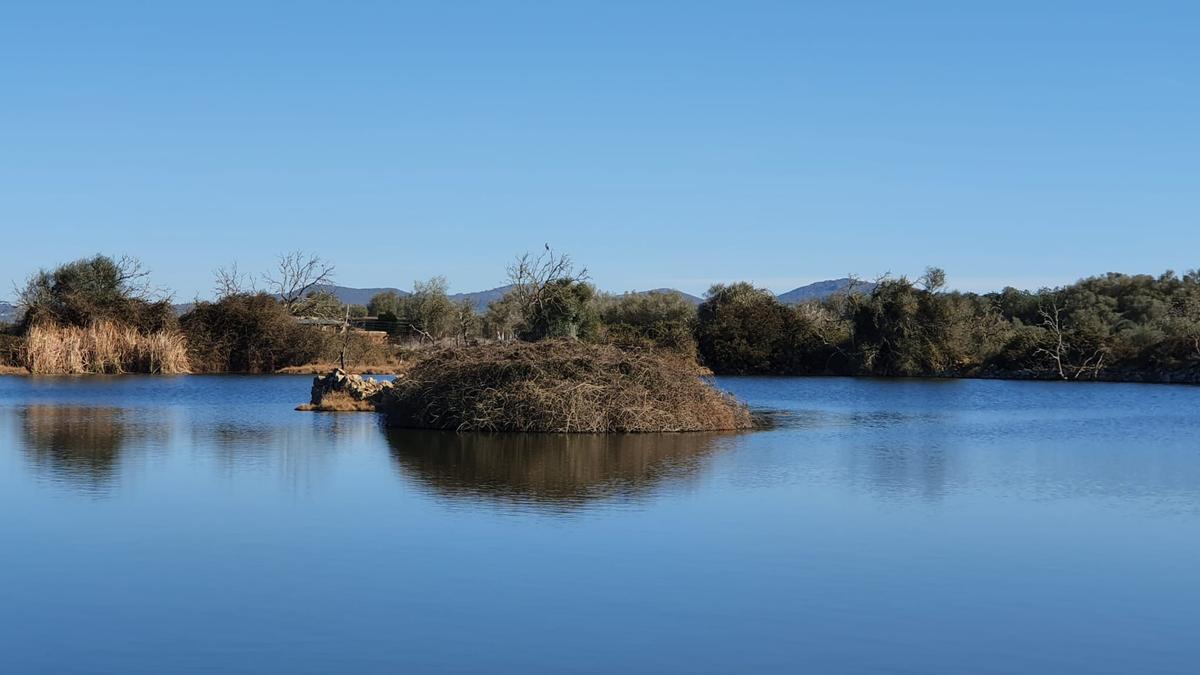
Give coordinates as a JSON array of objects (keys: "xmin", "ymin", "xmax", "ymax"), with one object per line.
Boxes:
[{"xmin": 1, "ymin": 375, "xmax": 1198, "ymax": 674}]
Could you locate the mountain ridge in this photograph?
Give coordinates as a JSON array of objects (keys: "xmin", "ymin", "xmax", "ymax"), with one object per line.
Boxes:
[{"xmin": 776, "ymin": 278, "xmax": 877, "ymax": 304}]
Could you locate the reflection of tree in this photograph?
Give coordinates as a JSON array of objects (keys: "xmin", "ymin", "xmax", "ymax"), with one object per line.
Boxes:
[
  {"xmin": 386, "ymin": 430, "xmax": 734, "ymax": 510},
  {"xmin": 20, "ymin": 406, "xmax": 128, "ymax": 491}
]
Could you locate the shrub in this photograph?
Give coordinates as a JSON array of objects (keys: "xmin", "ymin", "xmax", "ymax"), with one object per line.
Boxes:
[
  {"xmin": 597, "ymin": 290, "xmax": 697, "ymax": 355},
  {"xmin": 696, "ymin": 283, "xmax": 796, "ymax": 374},
  {"xmin": 18, "ymin": 255, "xmax": 174, "ymax": 333},
  {"xmin": 181, "ymin": 293, "xmax": 322, "ymax": 373}
]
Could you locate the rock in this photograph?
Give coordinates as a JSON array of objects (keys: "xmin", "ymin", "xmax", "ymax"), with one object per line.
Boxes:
[{"xmin": 303, "ymin": 369, "xmax": 395, "ymax": 410}]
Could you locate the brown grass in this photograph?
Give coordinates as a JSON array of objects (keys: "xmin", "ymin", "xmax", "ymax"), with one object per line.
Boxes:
[
  {"xmin": 0, "ymin": 364, "xmax": 28, "ymax": 375},
  {"xmin": 23, "ymin": 322, "xmax": 190, "ymax": 375},
  {"xmin": 296, "ymin": 390, "xmax": 378, "ymax": 412},
  {"xmin": 381, "ymin": 339, "xmax": 754, "ymax": 433},
  {"xmin": 277, "ymin": 361, "xmax": 408, "ymax": 375}
]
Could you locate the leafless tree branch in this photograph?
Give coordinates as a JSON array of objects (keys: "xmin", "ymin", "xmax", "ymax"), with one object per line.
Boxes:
[
  {"xmin": 213, "ymin": 262, "xmax": 254, "ymax": 299},
  {"xmin": 262, "ymin": 251, "xmax": 336, "ymax": 313}
]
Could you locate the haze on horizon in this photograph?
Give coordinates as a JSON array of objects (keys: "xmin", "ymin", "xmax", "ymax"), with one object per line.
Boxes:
[{"xmin": 2, "ymin": 2, "xmax": 1197, "ymax": 301}]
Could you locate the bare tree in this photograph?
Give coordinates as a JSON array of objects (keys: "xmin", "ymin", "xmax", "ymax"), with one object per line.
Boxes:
[
  {"xmin": 213, "ymin": 262, "xmax": 254, "ymax": 299},
  {"xmin": 506, "ymin": 245, "xmax": 589, "ymax": 319},
  {"xmin": 1034, "ymin": 299, "xmax": 1106, "ymax": 380},
  {"xmin": 261, "ymin": 251, "xmax": 336, "ymax": 313},
  {"xmin": 454, "ymin": 298, "xmax": 479, "ymax": 345}
]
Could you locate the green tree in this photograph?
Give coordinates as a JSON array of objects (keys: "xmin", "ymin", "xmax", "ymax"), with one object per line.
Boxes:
[
  {"xmin": 18, "ymin": 255, "xmax": 173, "ymax": 333},
  {"xmin": 402, "ymin": 277, "xmax": 455, "ymax": 342},
  {"xmin": 597, "ymin": 290, "xmax": 698, "ymax": 354},
  {"xmin": 696, "ymin": 283, "xmax": 796, "ymax": 374},
  {"xmin": 504, "ymin": 247, "xmax": 595, "ymax": 341},
  {"xmin": 368, "ymin": 290, "xmax": 404, "ymax": 317}
]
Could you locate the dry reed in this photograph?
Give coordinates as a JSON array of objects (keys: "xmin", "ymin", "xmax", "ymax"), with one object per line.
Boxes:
[{"xmin": 23, "ymin": 322, "xmax": 190, "ymax": 374}]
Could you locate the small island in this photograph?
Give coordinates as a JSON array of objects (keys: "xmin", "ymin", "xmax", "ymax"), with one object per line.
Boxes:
[{"xmin": 302, "ymin": 340, "xmax": 753, "ymax": 433}]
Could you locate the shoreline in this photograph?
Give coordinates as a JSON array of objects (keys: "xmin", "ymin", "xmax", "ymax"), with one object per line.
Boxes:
[{"xmin": 0, "ymin": 362, "xmax": 1195, "ymax": 384}]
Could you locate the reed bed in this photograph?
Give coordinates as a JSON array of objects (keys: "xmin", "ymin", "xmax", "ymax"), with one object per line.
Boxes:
[{"xmin": 23, "ymin": 322, "xmax": 190, "ymax": 374}]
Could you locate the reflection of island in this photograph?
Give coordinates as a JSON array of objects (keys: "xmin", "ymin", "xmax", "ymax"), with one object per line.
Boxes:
[
  {"xmin": 386, "ymin": 430, "xmax": 734, "ymax": 510},
  {"xmin": 20, "ymin": 406, "xmax": 130, "ymax": 491}
]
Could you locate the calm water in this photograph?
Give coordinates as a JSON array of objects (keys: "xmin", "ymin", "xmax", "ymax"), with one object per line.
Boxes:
[{"xmin": 2, "ymin": 375, "xmax": 1199, "ymax": 674}]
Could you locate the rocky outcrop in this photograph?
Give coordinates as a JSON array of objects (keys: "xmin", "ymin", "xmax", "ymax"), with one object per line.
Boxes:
[{"xmin": 298, "ymin": 369, "xmax": 396, "ymax": 411}]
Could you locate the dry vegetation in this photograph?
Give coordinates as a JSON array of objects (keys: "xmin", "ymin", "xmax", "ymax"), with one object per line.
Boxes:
[
  {"xmin": 381, "ymin": 340, "xmax": 753, "ymax": 433},
  {"xmin": 276, "ymin": 359, "xmax": 409, "ymax": 375},
  {"xmin": 296, "ymin": 390, "xmax": 379, "ymax": 412},
  {"xmin": 22, "ymin": 322, "xmax": 190, "ymax": 375}
]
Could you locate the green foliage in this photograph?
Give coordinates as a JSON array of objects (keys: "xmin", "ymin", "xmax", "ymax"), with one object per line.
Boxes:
[
  {"xmin": 597, "ymin": 290, "xmax": 698, "ymax": 354},
  {"xmin": 482, "ymin": 293, "xmax": 521, "ymax": 341},
  {"xmin": 520, "ymin": 279, "xmax": 599, "ymax": 341},
  {"xmin": 848, "ymin": 277, "xmax": 959, "ymax": 375},
  {"xmin": 696, "ymin": 269, "xmax": 1200, "ymax": 380},
  {"xmin": 367, "ymin": 291, "xmax": 403, "ymax": 317},
  {"xmin": 695, "ymin": 283, "xmax": 801, "ymax": 374},
  {"xmin": 18, "ymin": 255, "xmax": 174, "ymax": 333},
  {"xmin": 501, "ymin": 246, "xmax": 596, "ymax": 342},
  {"xmin": 398, "ymin": 277, "xmax": 456, "ymax": 342},
  {"xmin": 180, "ymin": 293, "xmax": 323, "ymax": 373}
]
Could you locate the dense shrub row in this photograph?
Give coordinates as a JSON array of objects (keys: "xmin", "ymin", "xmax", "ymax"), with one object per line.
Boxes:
[{"xmin": 695, "ymin": 269, "xmax": 1200, "ymax": 381}]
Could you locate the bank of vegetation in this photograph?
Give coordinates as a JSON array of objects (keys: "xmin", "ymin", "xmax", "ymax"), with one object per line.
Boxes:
[
  {"xmin": 3, "ymin": 251, "xmax": 1199, "ymax": 384},
  {"xmin": 695, "ymin": 268, "xmax": 1200, "ymax": 382}
]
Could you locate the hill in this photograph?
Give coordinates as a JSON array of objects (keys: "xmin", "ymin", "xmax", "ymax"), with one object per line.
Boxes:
[
  {"xmin": 776, "ymin": 278, "xmax": 877, "ymax": 304},
  {"xmin": 449, "ymin": 285, "xmax": 514, "ymax": 312},
  {"xmin": 318, "ymin": 285, "xmax": 409, "ymax": 307},
  {"xmin": 643, "ymin": 288, "xmax": 704, "ymax": 306},
  {"xmin": 0, "ymin": 301, "xmax": 20, "ymax": 324}
]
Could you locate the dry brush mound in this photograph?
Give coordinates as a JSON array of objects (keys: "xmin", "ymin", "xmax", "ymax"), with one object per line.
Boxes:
[{"xmin": 380, "ymin": 340, "xmax": 753, "ymax": 433}]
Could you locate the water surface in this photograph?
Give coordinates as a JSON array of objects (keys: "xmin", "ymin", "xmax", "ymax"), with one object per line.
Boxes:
[{"xmin": 2, "ymin": 375, "xmax": 1198, "ymax": 673}]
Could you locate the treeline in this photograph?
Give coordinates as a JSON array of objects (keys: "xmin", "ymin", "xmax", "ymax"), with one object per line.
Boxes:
[
  {"xmin": 695, "ymin": 268, "xmax": 1200, "ymax": 382},
  {"xmin": 355, "ymin": 257, "xmax": 1200, "ymax": 382},
  {"xmin": 0, "ymin": 253, "xmax": 391, "ymax": 374},
  {"xmin": 3, "ymin": 251, "xmax": 1199, "ymax": 382}
]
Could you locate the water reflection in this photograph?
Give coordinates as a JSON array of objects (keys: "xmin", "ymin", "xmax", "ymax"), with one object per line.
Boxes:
[
  {"xmin": 18, "ymin": 405, "xmax": 164, "ymax": 493},
  {"xmin": 387, "ymin": 430, "xmax": 735, "ymax": 510},
  {"xmin": 189, "ymin": 415, "xmax": 381, "ymax": 492}
]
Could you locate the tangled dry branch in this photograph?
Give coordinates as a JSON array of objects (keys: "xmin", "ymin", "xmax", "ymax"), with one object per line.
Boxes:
[{"xmin": 380, "ymin": 340, "xmax": 753, "ymax": 433}]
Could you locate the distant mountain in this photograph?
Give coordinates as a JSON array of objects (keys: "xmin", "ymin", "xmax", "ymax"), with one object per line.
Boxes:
[
  {"xmin": 449, "ymin": 285, "xmax": 515, "ymax": 312},
  {"xmin": 0, "ymin": 301, "xmax": 19, "ymax": 324},
  {"xmin": 321, "ymin": 284, "xmax": 703, "ymax": 313},
  {"xmin": 649, "ymin": 288, "xmax": 704, "ymax": 305},
  {"xmin": 623, "ymin": 288, "xmax": 704, "ymax": 306},
  {"xmin": 776, "ymin": 278, "xmax": 877, "ymax": 304},
  {"xmin": 319, "ymin": 285, "xmax": 409, "ymax": 307}
]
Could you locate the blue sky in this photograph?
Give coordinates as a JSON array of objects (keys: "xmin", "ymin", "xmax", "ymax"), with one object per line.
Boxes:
[{"xmin": 2, "ymin": 1, "xmax": 1196, "ymax": 300}]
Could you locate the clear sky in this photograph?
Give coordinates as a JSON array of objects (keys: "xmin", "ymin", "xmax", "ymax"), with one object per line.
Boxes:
[{"xmin": 1, "ymin": 1, "xmax": 1196, "ymax": 301}]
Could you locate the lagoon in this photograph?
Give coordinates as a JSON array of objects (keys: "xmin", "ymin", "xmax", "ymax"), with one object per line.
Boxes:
[{"xmin": 1, "ymin": 375, "xmax": 1198, "ymax": 673}]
